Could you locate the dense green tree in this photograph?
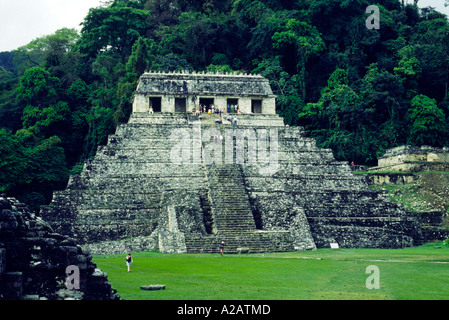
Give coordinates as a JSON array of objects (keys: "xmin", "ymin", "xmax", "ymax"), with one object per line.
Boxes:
[
  {"xmin": 77, "ymin": 2, "xmax": 151, "ymax": 62},
  {"xmin": 144, "ymin": 0, "xmax": 181, "ymax": 30},
  {"xmin": 408, "ymin": 94, "xmax": 447, "ymax": 146},
  {"xmin": 125, "ymin": 37, "xmax": 155, "ymax": 77},
  {"xmin": 0, "ymin": 52, "xmax": 17, "ymax": 73},
  {"xmin": 412, "ymin": 18, "xmax": 449, "ymax": 101},
  {"xmin": 27, "ymin": 136, "xmax": 69, "ymax": 187},
  {"xmin": 252, "ymin": 56, "xmax": 292, "ymax": 96},
  {"xmin": 84, "ymin": 105, "xmax": 116, "ymax": 159},
  {"xmin": 154, "ymin": 53, "xmax": 192, "ymax": 71},
  {"xmin": 358, "ymin": 65, "xmax": 406, "ymax": 124},
  {"xmin": 308, "ymin": 0, "xmax": 369, "ymax": 46},
  {"xmin": 14, "ymin": 28, "xmax": 80, "ymax": 79},
  {"xmin": 272, "ymin": 18, "xmax": 325, "ymax": 102},
  {"xmin": 64, "ymin": 78, "xmax": 91, "ymax": 164},
  {"xmin": 299, "ymin": 68, "xmax": 378, "ymax": 163},
  {"xmin": 16, "ymin": 67, "xmax": 59, "ymax": 107},
  {"xmin": 0, "ymin": 127, "xmax": 68, "ymax": 209},
  {"xmin": 171, "ymin": 11, "xmax": 218, "ymax": 68},
  {"xmin": 0, "ymin": 67, "xmax": 21, "ymax": 131},
  {"xmin": 19, "ymin": 101, "xmax": 70, "ymax": 139},
  {"xmin": 252, "ymin": 56, "xmax": 302, "ymax": 125},
  {"xmin": 394, "ymin": 45, "xmax": 421, "ymax": 99},
  {"xmin": 0, "ymin": 129, "xmax": 33, "ymax": 192}
]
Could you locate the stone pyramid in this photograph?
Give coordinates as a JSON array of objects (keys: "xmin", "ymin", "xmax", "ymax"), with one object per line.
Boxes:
[{"xmin": 40, "ymin": 112, "xmax": 422, "ymax": 254}]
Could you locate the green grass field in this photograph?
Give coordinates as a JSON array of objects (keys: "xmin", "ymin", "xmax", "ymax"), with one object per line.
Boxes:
[{"xmin": 92, "ymin": 242, "xmax": 449, "ymax": 300}]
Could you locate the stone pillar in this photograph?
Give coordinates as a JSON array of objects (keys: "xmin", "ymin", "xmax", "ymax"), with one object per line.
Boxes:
[
  {"xmin": 162, "ymin": 95, "xmax": 175, "ymax": 113},
  {"xmin": 263, "ymin": 97, "xmax": 276, "ymax": 115},
  {"xmin": 186, "ymin": 95, "xmax": 196, "ymax": 113},
  {"xmin": 133, "ymin": 94, "xmax": 149, "ymax": 113},
  {"xmin": 239, "ymin": 97, "xmax": 252, "ymax": 114},
  {"xmin": 215, "ymin": 96, "xmax": 227, "ymax": 113},
  {"xmin": 157, "ymin": 206, "xmax": 187, "ymax": 254}
]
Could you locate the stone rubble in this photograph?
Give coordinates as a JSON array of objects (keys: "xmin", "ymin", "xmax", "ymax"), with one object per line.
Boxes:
[{"xmin": 0, "ymin": 195, "xmax": 120, "ymax": 300}]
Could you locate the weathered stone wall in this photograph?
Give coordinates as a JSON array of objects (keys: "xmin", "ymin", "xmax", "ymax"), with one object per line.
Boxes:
[
  {"xmin": 239, "ymin": 126, "xmax": 423, "ymax": 249},
  {"xmin": 133, "ymin": 71, "xmax": 277, "ymax": 114},
  {"xmin": 375, "ymin": 145, "xmax": 449, "ymax": 172},
  {"xmin": 0, "ymin": 195, "xmax": 120, "ymax": 300},
  {"xmin": 417, "ymin": 211, "xmax": 449, "ymax": 243},
  {"xmin": 373, "ymin": 162, "xmax": 449, "ymax": 173},
  {"xmin": 365, "ymin": 173, "xmax": 418, "ymax": 185},
  {"xmin": 41, "ymin": 113, "xmax": 423, "ymax": 253}
]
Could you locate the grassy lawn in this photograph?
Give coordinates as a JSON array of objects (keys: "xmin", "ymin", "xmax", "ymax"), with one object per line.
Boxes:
[{"xmin": 92, "ymin": 242, "xmax": 449, "ymax": 300}]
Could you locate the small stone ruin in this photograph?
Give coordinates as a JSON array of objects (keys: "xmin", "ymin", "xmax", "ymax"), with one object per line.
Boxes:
[
  {"xmin": 0, "ymin": 194, "xmax": 120, "ymax": 300},
  {"xmin": 371, "ymin": 145, "xmax": 449, "ymax": 172}
]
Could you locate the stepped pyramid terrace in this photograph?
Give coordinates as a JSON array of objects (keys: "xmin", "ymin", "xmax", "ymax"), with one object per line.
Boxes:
[
  {"xmin": 370, "ymin": 145, "xmax": 449, "ymax": 173},
  {"xmin": 40, "ymin": 71, "xmax": 423, "ymax": 254}
]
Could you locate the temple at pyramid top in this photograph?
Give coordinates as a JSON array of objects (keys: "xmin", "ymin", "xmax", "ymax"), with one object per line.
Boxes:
[{"xmin": 132, "ymin": 71, "xmax": 277, "ymax": 114}]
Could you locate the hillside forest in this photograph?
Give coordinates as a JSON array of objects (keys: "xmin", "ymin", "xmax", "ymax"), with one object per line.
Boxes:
[{"xmin": 0, "ymin": 0, "xmax": 448, "ymax": 210}]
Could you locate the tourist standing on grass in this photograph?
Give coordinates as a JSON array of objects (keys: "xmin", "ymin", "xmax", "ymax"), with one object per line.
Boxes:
[
  {"xmin": 126, "ymin": 253, "xmax": 133, "ymax": 272},
  {"xmin": 219, "ymin": 241, "xmax": 226, "ymax": 256}
]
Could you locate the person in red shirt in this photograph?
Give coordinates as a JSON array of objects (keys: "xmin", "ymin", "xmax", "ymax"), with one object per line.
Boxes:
[{"xmin": 219, "ymin": 241, "xmax": 226, "ymax": 256}]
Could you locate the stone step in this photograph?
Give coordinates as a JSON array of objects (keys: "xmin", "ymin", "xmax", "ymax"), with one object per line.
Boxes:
[
  {"xmin": 213, "ymin": 210, "xmax": 254, "ymax": 216},
  {"xmin": 214, "ymin": 215, "xmax": 254, "ymax": 221},
  {"xmin": 184, "ymin": 230, "xmax": 295, "ymax": 253},
  {"xmin": 205, "ymin": 164, "xmax": 259, "ymax": 238},
  {"xmin": 48, "ymin": 190, "xmax": 162, "ymax": 208},
  {"xmin": 214, "ymin": 211, "xmax": 255, "ymax": 219},
  {"xmin": 214, "ymin": 220, "xmax": 254, "ymax": 227},
  {"xmin": 66, "ymin": 177, "xmax": 207, "ymax": 191},
  {"xmin": 81, "ymin": 162, "xmax": 205, "ymax": 176},
  {"xmin": 212, "ymin": 206, "xmax": 253, "ymax": 211},
  {"xmin": 209, "ymin": 194, "xmax": 250, "ymax": 201}
]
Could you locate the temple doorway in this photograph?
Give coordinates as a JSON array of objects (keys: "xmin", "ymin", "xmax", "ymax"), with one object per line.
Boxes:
[
  {"xmin": 199, "ymin": 98, "xmax": 215, "ymax": 112},
  {"xmin": 251, "ymin": 99, "xmax": 262, "ymax": 114},
  {"xmin": 149, "ymin": 97, "xmax": 162, "ymax": 112},
  {"xmin": 227, "ymin": 98, "xmax": 239, "ymax": 113},
  {"xmin": 175, "ymin": 98, "xmax": 187, "ymax": 113}
]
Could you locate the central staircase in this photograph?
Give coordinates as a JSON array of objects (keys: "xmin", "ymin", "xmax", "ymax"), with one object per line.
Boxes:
[
  {"xmin": 184, "ymin": 164, "xmax": 294, "ymax": 253},
  {"xmin": 208, "ymin": 164, "xmax": 256, "ymax": 232}
]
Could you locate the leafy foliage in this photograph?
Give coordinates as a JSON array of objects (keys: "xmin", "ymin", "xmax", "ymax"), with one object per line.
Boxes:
[
  {"xmin": 77, "ymin": 2, "xmax": 151, "ymax": 62},
  {"xmin": 408, "ymin": 94, "xmax": 447, "ymax": 146}
]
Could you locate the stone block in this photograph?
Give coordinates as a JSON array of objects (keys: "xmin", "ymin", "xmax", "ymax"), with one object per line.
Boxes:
[
  {"xmin": 0, "ymin": 197, "xmax": 120, "ymax": 300},
  {"xmin": 140, "ymin": 284, "xmax": 165, "ymax": 291},
  {"xmin": 2, "ymin": 272, "xmax": 23, "ymax": 299}
]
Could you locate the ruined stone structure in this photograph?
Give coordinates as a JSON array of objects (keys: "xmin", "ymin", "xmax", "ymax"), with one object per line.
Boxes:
[
  {"xmin": 0, "ymin": 195, "xmax": 119, "ymax": 300},
  {"xmin": 365, "ymin": 146, "xmax": 449, "ymax": 243},
  {"xmin": 371, "ymin": 145, "xmax": 449, "ymax": 172},
  {"xmin": 132, "ymin": 71, "xmax": 277, "ymax": 114},
  {"xmin": 40, "ymin": 72, "xmax": 422, "ymax": 254}
]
